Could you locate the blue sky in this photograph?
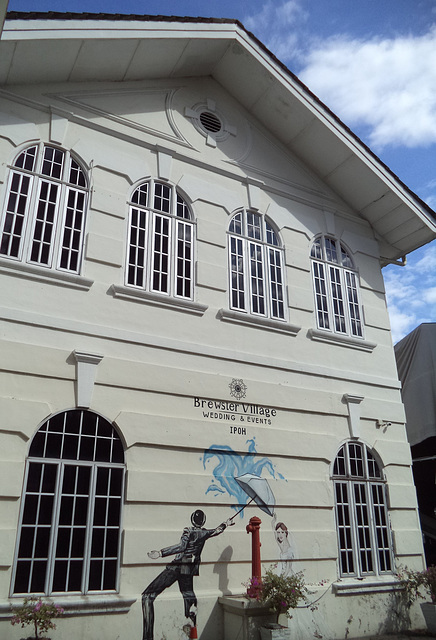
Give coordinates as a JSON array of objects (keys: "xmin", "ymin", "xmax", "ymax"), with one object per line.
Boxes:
[{"xmin": 5, "ymin": 0, "xmax": 436, "ymax": 343}]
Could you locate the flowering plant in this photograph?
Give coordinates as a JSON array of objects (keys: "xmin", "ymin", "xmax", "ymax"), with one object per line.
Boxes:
[
  {"xmin": 11, "ymin": 596, "xmax": 64, "ymax": 639},
  {"xmin": 397, "ymin": 565, "xmax": 436, "ymax": 606},
  {"xmin": 245, "ymin": 566, "xmax": 307, "ymax": 623}
]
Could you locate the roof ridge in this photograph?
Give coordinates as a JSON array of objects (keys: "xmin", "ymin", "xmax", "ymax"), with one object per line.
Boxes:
[{"xmin": 5, "ymin": 11, "xmax": 240, "ymax": 25}]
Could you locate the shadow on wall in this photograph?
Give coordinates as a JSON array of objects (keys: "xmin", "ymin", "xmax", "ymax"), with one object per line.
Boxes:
[
  {"xmin": 213, "ymin": 545, "xmax": 234, "ymax": 596},
  {"xmin": 199, "ymin": 599, "xmax": 226, "ymax": 640}
]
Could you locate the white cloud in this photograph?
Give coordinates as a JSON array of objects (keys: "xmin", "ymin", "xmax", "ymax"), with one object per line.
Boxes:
[
  {"xmin": 383, "ymin": 243, "xmax": 436, "ymax": 343},
  {"xmin": 298, "ymin": 28, "xmax": 436, "ymax": 149},
  {"xmin": 244, "ymin": 1, "xmax": 307, "ymax": 62}
]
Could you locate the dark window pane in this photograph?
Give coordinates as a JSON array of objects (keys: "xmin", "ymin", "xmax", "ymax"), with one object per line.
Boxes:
[
  {"xmin": 91, "ymin": 528, "xmax": 105, "ymax": 556},
  {"xmin": 74, "ymin": 497, "xmax": 89, "ymax": 525},
  {"xmin": 45, "ymin": 433, "xmax": 62, "ymax": 458},
  {"xmin": 103, "ymin": 559, "xmax": 117, "ymax": 590},
  {"xmin": 79, "ymin": 436, "xmax": 95, "ymax": 461},
  {"xmin": 88, "ymin": 559, "xmax": 102, "ymax": 591},
  {"xmin": 93, "ymin": 498, "xmax": 107, "ymax": 526},
  {"xmin": 77, "ymin": 466, "xmax": 91, "ymax": 494},
  {"xmin": 18, "ymin": 527, "xmax": 35, "ymax": 557},
  {"xmin": 62, "ymin": 466, "xmax": 77, "ymax": 494},
  {"xmin": 56, "ymin": 528, "xmax": 71, "ymax": 557},
  {"xmin": 110, "ymin": 469, "xmax": 123, "ymax": 496},
  {"xmin": 42, "ymin": 464, "xmax": 57, "ymax": 492},
  {"xmin": 71, "ymin": 528, "xmax": 86, "ymax": 557},
  {"xmin": 105, "ymin": 529, "xmax": 119, "ymax": 557},
  {"xmin": 59, "ymin": 496, "xmax": 74, "ymax": 525},
  {"xmin": 30, "ymin": 560, "xmax": 47, "ymax": 592},
  {"xmin": 108, "ymin": 498, "xmax": 121, "ymax": 526},
  {"xmin": 38, "ymin": 495, "xmax": 54, "ymax": 524},
  {"xmin": 52, "ymin": 560, "xmax": 67, "ymax": 592},
  {"xmin": 14, "ymin": 560, "xmax": 31, "ymax": 593},
  {"xmin": 27, "ymin": 463, "xmax": 42, "ymax": 492},
  {"xmin": 96, "ymin": 468, "xmax": 109, "ymax": 495},
  {"xmin": 34, "ymin": 527, "xmax": 51, "ymax": 558},
  {"xmin": 95, "ymin": 437, "xmax": 111, "ymax": 462},
  {"xmin": 22, "ymin": 495, "xmax": 38, "ymax": 524}
]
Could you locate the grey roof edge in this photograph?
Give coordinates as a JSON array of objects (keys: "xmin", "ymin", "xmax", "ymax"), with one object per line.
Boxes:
[{"xmin": 4, "ymin": 11, "xmax": 436, "ymax": 232}]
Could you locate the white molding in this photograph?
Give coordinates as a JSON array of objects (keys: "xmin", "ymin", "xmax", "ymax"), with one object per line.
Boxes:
[
  {"xmin": 0, "ymin": 307, "xmax": 400, "ymax": 390},
  {"xmin": 73, "ymin": 351, "xmax": 104, "ymax": 408},
  {"xmin": 332, "ymin": 578, "xmax": 401, "ymax": 595},
  {"xmin": 110, "ymin": 284, "xmax": 208, "ymax": 316},
  {"xmin": 0, "ymin": 258, "xmax": 94, "ymax": 290},
  {"xmin": 218, "ymin": 308, "xmax": 300, "ymax": 336},
  {"xmin": 308, "ymin": 328, "xmax": 376, "ymax": 352},
  {"xmin": 343, "ymin": 393, "xmax": 365, "ymax": 439},
  {"xmin": 0, "ymin": 595, "xmax": 136, "ymax": 618}
]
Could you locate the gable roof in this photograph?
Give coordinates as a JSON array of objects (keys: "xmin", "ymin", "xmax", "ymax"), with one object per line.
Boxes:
[{"xmin": 1, "ymin": 11, "xmax": 436, "ymax": 264}]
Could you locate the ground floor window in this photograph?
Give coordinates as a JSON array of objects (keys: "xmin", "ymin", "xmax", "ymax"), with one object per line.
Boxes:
[
  {"xmin": 333, "ymin": 441, "xmax": 393, "ymax": 578},
  {"xmin": 12, "ymin": 409, "xmax": 125, "ymax": 595}
]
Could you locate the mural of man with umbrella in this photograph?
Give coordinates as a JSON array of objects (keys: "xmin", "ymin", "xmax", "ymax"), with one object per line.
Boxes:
[
  {"xmin": 141, "ymin": 474, "xmax": 275, "ymax": 640},
  {"xmin": 142, "ymin": 510, "xmax": 234, "ymax": 640}
]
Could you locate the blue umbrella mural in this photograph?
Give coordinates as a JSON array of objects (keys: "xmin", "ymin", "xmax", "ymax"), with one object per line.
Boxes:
[{"xmin": 202, "ymin": 438, "xmax": 284, "ymax": 517}]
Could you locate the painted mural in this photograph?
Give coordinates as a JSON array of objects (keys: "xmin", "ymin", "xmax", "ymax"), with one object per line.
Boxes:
[
  {"xmin": 202, "ymin": 438, "xmax": 285, "ymax": 517},
  {"xmin": 141, "ymin": 439, "xmax": 296, "ymax": 639},
  {"xmin": 142, "ymin": 510, "xmax": 234, "ymax": 640}
]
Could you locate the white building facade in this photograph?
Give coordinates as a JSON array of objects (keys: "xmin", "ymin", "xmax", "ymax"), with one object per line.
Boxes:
[{"xmin": 0, "ymin": 13, "xmax": 435, "ymax": 640}]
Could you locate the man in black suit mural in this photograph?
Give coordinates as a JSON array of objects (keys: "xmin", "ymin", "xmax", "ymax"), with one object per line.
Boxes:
[{"xmin": 142, "ymin": 509, "xmax": 234, "ymax": 640}]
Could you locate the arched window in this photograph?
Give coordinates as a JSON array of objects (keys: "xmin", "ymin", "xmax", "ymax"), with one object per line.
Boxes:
[
  {"xmin": 311, "ymin": 236, "xmax": 363, "ymax": 337},
  {"xmin": 126, "ymin": 180, "xmax": 194, "ymax": 299},
  {"xmin": 0, "ymin": 144, "xmax": 88, "ymax": 273},
  {"xmin": 332, "ymin": 441, "xmax": 393, "ymax": 578},
  {"xmin": 228, "ymin": 210, "xmax": 285, "ymax": 320},
  {"xmin": 12, "ymin": 410, "xmax": 125, "ymax": 595}
]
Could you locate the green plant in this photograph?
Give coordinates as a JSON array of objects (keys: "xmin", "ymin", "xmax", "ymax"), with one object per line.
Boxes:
[
  {"xmin": 245, "ymin": 566, "xmax": 307, "ymax": 623},
  {"xmin": 397, "ymin": 565, "xmax": 436, "ymax": 606},
  {"xmin": 10, "ymin": 596, "xmax": 64, "ymax": 639}
]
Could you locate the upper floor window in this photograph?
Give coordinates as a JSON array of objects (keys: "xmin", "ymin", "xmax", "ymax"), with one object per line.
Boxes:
[
  {"xmin": 0, "ymin": 144, "xmax": 88, "ymax": 274},
  {"xmin": 311, "ymin": 236, "xmax": 363, "ymax": 338},
  {"xmin": 333, "ymin": 441, "xmax": 393, "ymax": 578},
  {"xmin": 12, "ymin": 410, "xmax": 125, "ymax": 596},
  {"xmin": 228, "ymin": 210, "xmax": 285, "ymax": 320},
  {"xmin": 126, "ymin": 180, "xmax": 194, "ymax": 299}
]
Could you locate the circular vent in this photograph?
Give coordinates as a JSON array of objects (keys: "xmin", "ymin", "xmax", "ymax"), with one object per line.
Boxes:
[{"xmin": 199, "ymin": 111, "xmax": 222, "ymax": 133}]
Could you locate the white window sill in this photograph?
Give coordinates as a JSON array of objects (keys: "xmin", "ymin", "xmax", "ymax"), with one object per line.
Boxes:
[
  {"xmin": 1, "ymin": 594, "xmax": 136, "ymax": 618},
  {"xmin": 332, "ymin": 576, "xmax": 401, "ymax": 595},
  {"xmin": 308, "ymin": 328, "xmax": 376, "ymax": 352},
  {"xmin": 218, "ymin": 309, "xmax": 301, "ymax": 336},
  {"xmin": 0, "ymin": 258, "xmax": 93, "ymax": 290},
  {"xmin": 110, "ymin": 284, "xmax": 208, "ymax": 316}
]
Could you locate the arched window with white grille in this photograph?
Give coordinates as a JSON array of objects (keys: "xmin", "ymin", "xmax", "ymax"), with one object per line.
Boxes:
[
  {"xmin": 126, "ymin": 180, "xmax": 194, "ymax": 300},
  {"xmin": 0, "ymin": 144, "xmax": 88, "ymax": 274},
  {"xmin": 12, "ymin": 410, "xmax": 125, "ymax": 595},
  {"xmin": 311, "ymin": 236, "xmax": 363, "ymax": 338},
  {"xmin": 332, "ymin": 441, "xmax": 393, "ymax": 578},
  {"xmin": 228, "ymin": 210, "xmax": 285, "ymax": 320}
]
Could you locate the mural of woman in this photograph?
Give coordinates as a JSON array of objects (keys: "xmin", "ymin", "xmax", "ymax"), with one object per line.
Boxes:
[{"xmin": 271, "ymin": 512, "xmax": 296, "ymax": 577}]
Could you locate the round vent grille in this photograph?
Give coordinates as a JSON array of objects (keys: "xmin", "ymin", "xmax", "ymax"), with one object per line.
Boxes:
[{"xmin": 199, "ymin": 111, "xmax": 222, "ymax": 133}]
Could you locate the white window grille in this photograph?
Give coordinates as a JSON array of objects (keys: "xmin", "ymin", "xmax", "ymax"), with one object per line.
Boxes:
[
  {"xmin": 11, "ymin": 410, "xmax": 125, "ymax": 595},
  {"xmin": 0, "ymin": 144, "xmax": 88, "ymax": 274},
  {"xmin": 332, "ymin": 441, "xmax": 393, "ymax": 578},
  {"xmin": 228, "ymin": 210, "xmax": 285, "ymax": 320},
  {"xmin": 126, "ymin": 181, "xmax": 193, "ymax": 299},
  {"xmin": 311, "ymin": 236, "xmax": 363, "ymax": 338}
]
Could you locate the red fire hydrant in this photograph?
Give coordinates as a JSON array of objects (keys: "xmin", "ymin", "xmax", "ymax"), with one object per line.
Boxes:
[{"xmin": 246, "ymin": 516, "xmax": 262, "ymax": 580}]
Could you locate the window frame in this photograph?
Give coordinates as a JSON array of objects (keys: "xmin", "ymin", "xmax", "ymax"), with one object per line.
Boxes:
[
  {"xmin": 11, "ymin": 410, "xmax": 125, "ymax": 597},
  {"xmin": 125, "ymin": 179, "xmax": 195, "ymax": 301},
  {"xmin": 332, "ymin": 441, "xmax": 394, "ymax": 579},
  {"xmin": 227, "ymin": 209, "xmax": 286, "ymax": 321},
  {"xmin": 310, "ymin": 236, "xmax": 363, "ymax": 339},
  {"xmin": 0, "ymin": 143, "xmax": 89, "ymax": 275}
]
